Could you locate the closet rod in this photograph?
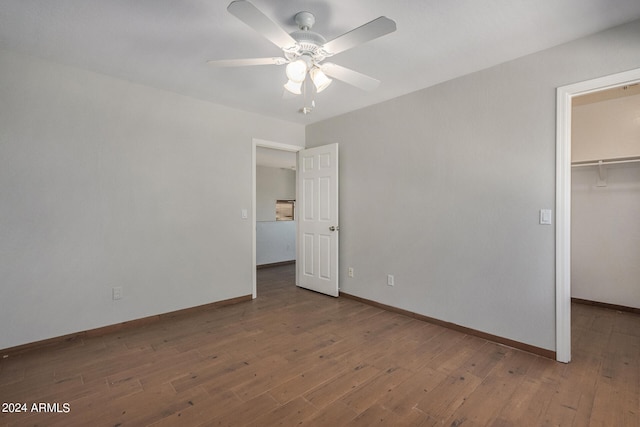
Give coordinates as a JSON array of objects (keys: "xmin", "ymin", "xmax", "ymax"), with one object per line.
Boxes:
[{"xmin": 571, "ymin": 156, "xmax": 640, "ymax": 167}]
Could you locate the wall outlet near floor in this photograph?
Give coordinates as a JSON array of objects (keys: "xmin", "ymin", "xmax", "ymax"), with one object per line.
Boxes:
[
  {"xmin": 112, "ymin": 286, "xmax": 123, "ymax": 300},
  {"xmin": 387, "ymin": 274, "xmax": 394, "ymax": 286},
  {"xmin": 348, "ymin": 267, "xmax": 354, "ymax": 278}
]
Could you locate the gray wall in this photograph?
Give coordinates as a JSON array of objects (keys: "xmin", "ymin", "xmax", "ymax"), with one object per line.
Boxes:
[
  {"xmin": 306, "ymin": 20, "xmax": 640, "ymax": 351},
  {"xmin": 256, "ymin": 166, "xmax": 296, "ymax": 221},
  {"xmin": 0, "ymin": 47, "xmax": 304, "ymax": 350},
  {"xmin": 256, "ymin": 221, "xmax": 295, "ymax": 266}
]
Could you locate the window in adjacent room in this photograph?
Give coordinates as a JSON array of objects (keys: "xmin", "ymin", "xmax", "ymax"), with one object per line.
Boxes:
[{"xmin": 276, "ymin": 200, "xmax": 295, "ymax": 221}]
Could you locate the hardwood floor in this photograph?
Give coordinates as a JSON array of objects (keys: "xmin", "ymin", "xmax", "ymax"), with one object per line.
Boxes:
[{"xmin": 1, "ymin": 264, "xmax": 638, "ymax": 426}]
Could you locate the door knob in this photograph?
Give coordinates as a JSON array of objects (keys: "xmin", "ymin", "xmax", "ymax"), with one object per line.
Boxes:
[{"xmin": 329, "ymin": 226, "xmax": 340, "ymax": 231}]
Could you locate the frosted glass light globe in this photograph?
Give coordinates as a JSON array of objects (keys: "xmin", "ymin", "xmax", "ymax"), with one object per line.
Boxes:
[
  {"xmin": 310, "ymin": 68, "xmax": 332, "ymax": 93},
  {"xmin": 286, "ymin": 59, "xmax": 308, "ymax": 83},
  {"xmin": 283, "ymin": 79, "xmax": 302, "ymax": 95}
]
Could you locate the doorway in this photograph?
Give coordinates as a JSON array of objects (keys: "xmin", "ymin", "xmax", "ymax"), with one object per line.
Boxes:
[
  {"xmin": 555, "ymin": 68, "xmax": 640, "ymax": 363},
  {"xmin": 252, "ymin": 139, "xmax": 302, "ymax": 298}
]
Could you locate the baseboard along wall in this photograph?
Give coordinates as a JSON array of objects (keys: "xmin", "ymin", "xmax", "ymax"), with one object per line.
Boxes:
[
  {"xmin": 572, "ymin": 297, "xmax": 640, "ymax": 315},
  {"xmin": 340, "ymin": 292, "xmax": 557, "ymax": 360},
  {"xmin": 1, "ymin": 295, "xmax": 252, "ymax": 357}
]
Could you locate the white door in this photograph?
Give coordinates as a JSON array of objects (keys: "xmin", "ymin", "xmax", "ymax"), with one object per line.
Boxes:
[{"xmin": 296, "ymin": 143, "xmax": 339, "ymax": 297}]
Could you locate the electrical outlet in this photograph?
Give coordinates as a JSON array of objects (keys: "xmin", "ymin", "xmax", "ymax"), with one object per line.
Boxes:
[
  {"xmin": 348, "ymin": 267, "xmax": 354, "ymax": 278},
  {"xmin": 112, "ymin": 287, "xmax": 123, "ymax": 300},
  {"xmin": 387, "ymin": 274, "xmax": 394, "ymax": 286}
]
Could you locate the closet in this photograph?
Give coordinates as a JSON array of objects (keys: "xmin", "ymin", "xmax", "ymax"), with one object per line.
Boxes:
[{"xmin": 571, "ymin": 85, "xmax": 640, "ymax": 309}]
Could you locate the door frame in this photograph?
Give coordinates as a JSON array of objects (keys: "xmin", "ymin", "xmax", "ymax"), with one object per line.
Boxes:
[
  {"xmin": 555, "ymin": 67, "xmax": 640, "ymax": 363},
  {"xmin": 252, "ymin": 138, "xmax": 303, "ymax": 299}
]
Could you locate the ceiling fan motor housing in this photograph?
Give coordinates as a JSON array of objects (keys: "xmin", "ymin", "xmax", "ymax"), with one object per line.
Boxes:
[
  {"xmin": 294, "ymin": 11, "xmax": 315, "ymax": 30},
  {"xmin": 286, "ymin": 11, "xmax": 329, "ymax": 63}
]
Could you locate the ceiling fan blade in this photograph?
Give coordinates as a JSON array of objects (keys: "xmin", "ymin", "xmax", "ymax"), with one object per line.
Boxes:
[
  {"xmin": 227, "ymin": 0, "xmax": 297, "ymax": 50},
  {"xmin": 207, "ymin": 57, "xmax": 287, "ymax": 67},
  {"xmin": 321, "ymin": 63, "xmax": 381, "ymax": 91},
  {"xmin": 322, "ymin": 16, "xmax": 396, "ymax": 56}
]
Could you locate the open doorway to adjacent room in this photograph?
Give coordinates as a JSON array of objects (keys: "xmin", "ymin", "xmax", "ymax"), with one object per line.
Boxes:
[{"xmin": 252, "ymin": 139, "xmax": 301, "ymax": 298}]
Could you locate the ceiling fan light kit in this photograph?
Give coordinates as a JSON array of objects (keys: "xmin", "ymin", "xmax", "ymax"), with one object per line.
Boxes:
[
  {"xmin": 309, "ymin": 67, "xmax": 332, "ymax": 93},
  {"xmin": 283, "ymin": 79, "xmax": 302, "ymax": 95},
  {"xmin": 285, "ymin": 57, "xmax": 309, "ymax": 83},
  {"xmin": 208, "ymin": 0, "xmax": 396, "ymax": 113}
]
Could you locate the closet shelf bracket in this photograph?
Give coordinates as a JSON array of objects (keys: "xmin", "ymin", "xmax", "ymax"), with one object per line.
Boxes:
[{"xmin": 596, "ymin": 160, "xmax": 607, "ymax": 187}]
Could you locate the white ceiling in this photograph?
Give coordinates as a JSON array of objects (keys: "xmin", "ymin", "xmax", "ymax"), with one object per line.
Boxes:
[{"xmin": 2, "ymin": 1, "xmax": 640, "ymax": 125}]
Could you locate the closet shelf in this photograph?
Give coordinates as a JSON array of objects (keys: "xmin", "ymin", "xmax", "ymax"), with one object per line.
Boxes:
[{"xmin": 571, "ymin": 155, "xmax": 640, "ymax": 167}]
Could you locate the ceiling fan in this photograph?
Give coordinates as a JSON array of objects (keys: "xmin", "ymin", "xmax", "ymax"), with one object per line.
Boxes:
[{"xmin": 207, "ymin": 0, "xmax": 396, "ymax": 113}]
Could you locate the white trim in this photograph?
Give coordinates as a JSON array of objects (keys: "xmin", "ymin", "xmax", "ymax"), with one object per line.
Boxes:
[
  {"xmin": 555, "ymin": 87, "xmax": 572, "ymax": 363},
  {"xmin": 555, "ymin": 68, "xmax": 640, "ymax": 363},
  {"xmin": 252, "ymin": 139, "xmax": 303, "ymax": 299},
  {"xmin": 254, "ymin": 139, "xmax": 303, "ymax": 152}
]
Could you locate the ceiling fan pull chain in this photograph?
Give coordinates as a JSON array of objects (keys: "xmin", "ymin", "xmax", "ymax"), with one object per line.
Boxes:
[{"xmin": 301, "ymin": 77, "xmax": 315, "ymax": 114}]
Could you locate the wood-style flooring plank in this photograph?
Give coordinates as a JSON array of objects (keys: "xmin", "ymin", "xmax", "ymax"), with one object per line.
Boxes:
[
  {"xmin": 300, "ymin": 400, "xmax": 358, "ymax": 426},
  {"xmin": 339, "ymin": 366, "xmax": 415, "ymax": 414},
  {"xmin": 248, "ymin": 396, "xmax": 316, "ymax": 427},
  {"xmin": 442, "ymin": 349, "xmax": 536, "ymax": 426},
  {"xmin": 205, "ymin": 392, "xmax": 280, "ymax": 427},
  {"xmin": 374, "ymin": 366, "xmax": 447, "ymax": 416},
  {"xmin": 415, "ymin": 371, "xmax": 483, "ymax": 422},
  {"xmin": 303, "ymin": 363, "xmax": 381, "ymax": 409}
]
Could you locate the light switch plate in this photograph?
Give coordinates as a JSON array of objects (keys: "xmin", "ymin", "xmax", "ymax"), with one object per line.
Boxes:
[{"xmin": 540, "ymin": 209, "xmax": 552, "ymax": 225}]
